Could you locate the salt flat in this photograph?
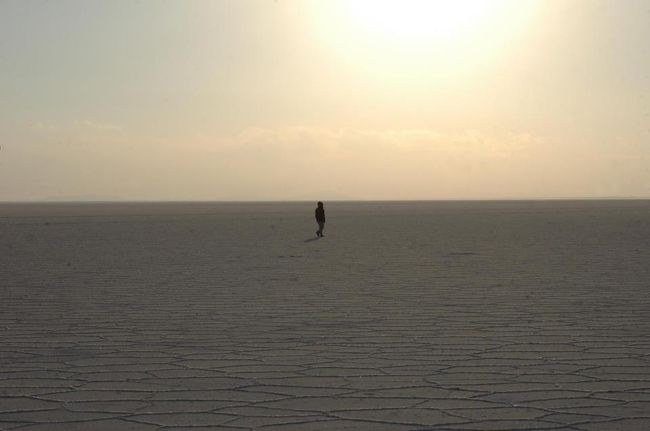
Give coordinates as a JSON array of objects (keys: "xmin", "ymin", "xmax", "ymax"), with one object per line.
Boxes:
[{"xmin": 1, "ymin": 200, "xmax": 650, "ymax": 430}]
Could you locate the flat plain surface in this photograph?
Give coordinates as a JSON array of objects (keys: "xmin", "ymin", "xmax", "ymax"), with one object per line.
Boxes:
[{"xmin": 1, "ymin": 201, "xmax": 650, "ymax": 430}]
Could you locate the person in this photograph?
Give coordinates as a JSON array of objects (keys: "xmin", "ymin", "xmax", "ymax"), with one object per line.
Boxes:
[{"xmin": 315, "ymin": 201, "xmax": 325, "ymax": 237}]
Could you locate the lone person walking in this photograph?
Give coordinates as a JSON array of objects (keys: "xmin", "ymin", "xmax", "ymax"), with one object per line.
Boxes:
[{"xmin": 315, "ymin": 201, "xmax": 326, "ymax": 237}]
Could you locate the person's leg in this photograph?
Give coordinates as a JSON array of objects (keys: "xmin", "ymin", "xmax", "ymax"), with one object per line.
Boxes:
[{"xmin": 318, "ymin": 221, "xmax": 325, "ymax": 237}]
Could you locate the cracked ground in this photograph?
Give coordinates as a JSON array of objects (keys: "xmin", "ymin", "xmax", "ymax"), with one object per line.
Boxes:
[{"xmin": 1, "ymin": 201, "xmax": 650, "ymax": 430}]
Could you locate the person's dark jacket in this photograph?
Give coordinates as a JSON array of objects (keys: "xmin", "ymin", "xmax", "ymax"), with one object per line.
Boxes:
[{"xmin": 315, "ymin": 207, "xmax": 325, "ymax": 223}]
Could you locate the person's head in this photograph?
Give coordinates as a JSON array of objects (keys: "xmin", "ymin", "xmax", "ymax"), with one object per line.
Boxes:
[{"xmin": 317, "ymin": 201, "xmax": 323, "ymax": 208}]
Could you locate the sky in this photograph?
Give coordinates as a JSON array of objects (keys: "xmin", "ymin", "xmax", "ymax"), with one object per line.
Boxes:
[{"xmin": 1, "ymin": 0, "xmax": 649, "ymax": 201}]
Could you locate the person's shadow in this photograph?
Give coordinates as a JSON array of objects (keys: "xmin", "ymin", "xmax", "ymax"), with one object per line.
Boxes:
[{"xmin": 304, "ymin": 236, "xmax": 321, "ymax": 243}]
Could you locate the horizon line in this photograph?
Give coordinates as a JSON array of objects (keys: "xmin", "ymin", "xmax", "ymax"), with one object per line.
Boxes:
[{"xmin": 2, "ymin": 197, "xmax": 650, "ymax": 204}]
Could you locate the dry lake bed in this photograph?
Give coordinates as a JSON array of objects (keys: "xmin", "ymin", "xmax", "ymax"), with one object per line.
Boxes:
[{"xmin": 1, "ymin": 200, "xmax": 650, "ymax": 430}]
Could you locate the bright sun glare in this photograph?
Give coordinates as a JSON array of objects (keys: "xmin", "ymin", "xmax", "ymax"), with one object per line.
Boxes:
[
  {"xmin": 343, "ymin": 0, "xmax": 496, "ymax": 43},
  {"xmin": 310, "ymin": 0, "xmax": 539, "ymax": 74}
]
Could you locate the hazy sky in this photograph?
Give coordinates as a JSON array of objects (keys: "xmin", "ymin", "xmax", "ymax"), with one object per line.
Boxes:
[{"xmin": 1, "ymin": 0, "xmax": 649, "ymax": 200}]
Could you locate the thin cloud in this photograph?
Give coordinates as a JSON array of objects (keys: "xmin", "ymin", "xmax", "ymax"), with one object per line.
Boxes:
[{"xmin": 3, "ymin": 126, "xmax": 649, "ymax": 200}]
